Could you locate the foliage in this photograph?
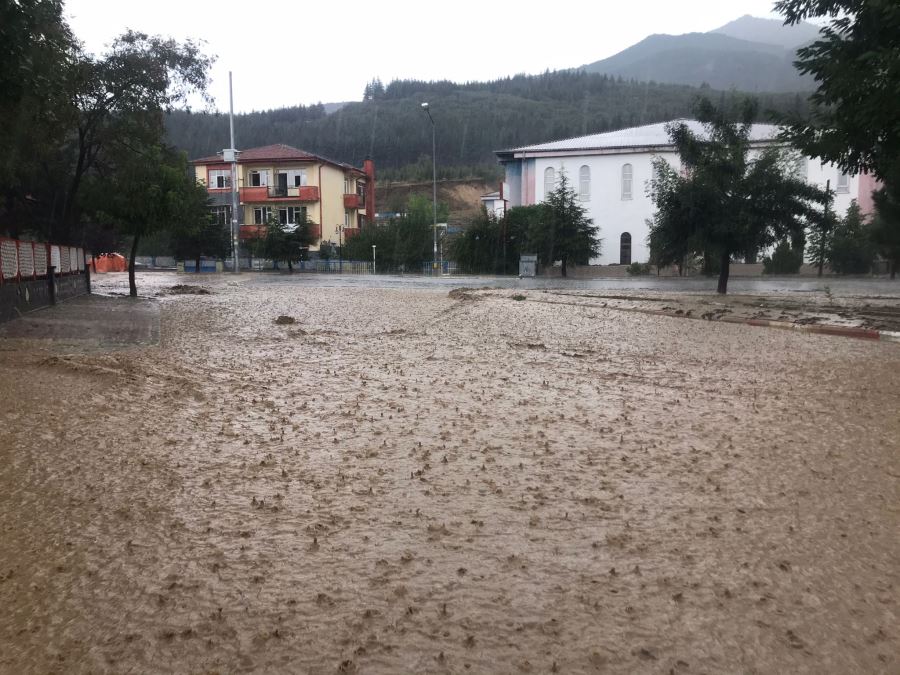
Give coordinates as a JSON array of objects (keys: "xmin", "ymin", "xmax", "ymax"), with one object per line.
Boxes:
[
  {"xmin": 451, "ymin": 209, "xmax": 522, "ymax": 275},
  {"xmin": 827, "ymin": 201, "xmax": 873, "ymax": 275},
  {"xmin": 648, "ymin": 98, "xmax": 826, "ymax": 293},
  {"xmin": 343, "ymin": 196, "xmax": 447, "ymax": 270},
  {"xmin": 805, "ymin": 188, "xmax": 837, "ymax": 276},
  {"xmin": 869, "ymin": 168, "xmax": 900, "ymax": 279},
  {"xmin": 86, "ymin": 145, "xmax": 212, "ymax": 296},
  {"xmin": 532, "ymin": 172, "xmax": 600, "ymax": 277},
  {"xmin": 626, "ymin": 262, "xmax": 653, "ymax": 276},
  {"xmin": 165, "ymin": 72, "xmax": 813, "ymax": 181},
  {"xmin": 262, "ymin": 213, "xmax": 317, "ymax": 270},
  {"xmin": 0, "ymin": 3, "xmax": 214, "ymax": 248},
  {"xmin": 318, "ymin": 240, "xmax": 336, "ymax": 260},
  {"xmin": 775, "ymin": 0, "xmax": 900, "ymax": 183},
  {"xmin": 762, "ymin": 241, "xmax": 803, "ymax": 274}
]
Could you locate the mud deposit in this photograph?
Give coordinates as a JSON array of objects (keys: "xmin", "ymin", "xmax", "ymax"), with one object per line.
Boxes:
[{"xmin": 1, "ymin": 274, "xmax": 898, "ymax": 673}]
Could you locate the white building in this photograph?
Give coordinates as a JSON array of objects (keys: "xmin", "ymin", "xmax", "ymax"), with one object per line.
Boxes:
[
  {"xmin": 480, "ymin": 190, "xmax": 507, "ymax": 218},
  {"xmin": 496, "ymin": 120, "xmax": 878, "ymax": 266}
]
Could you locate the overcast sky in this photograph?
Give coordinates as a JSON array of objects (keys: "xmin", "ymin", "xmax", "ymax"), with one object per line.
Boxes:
[{"xmin": 64, "ymin": 0, "xmax": 783, "ymax": 113}]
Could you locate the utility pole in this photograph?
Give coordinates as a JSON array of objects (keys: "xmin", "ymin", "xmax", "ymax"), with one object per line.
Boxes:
[
  {"xmin": 372, "ymin": 244, "xmax": 376, "ymax": 275},
  {"xmin": 228, "ymin": 71, "xmax": 240, "ymax": 274},
  {"xmin": 421, "ymin": 102, "xmax": 438, "ymax": 275}
]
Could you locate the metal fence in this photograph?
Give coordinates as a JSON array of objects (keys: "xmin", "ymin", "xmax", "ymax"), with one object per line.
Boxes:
[{"xmin": 0, "ymin": 238, "xmax": 84, "ymax": 283}]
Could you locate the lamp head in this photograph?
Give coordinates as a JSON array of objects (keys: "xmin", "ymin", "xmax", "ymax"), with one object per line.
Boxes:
[{"xmin": 420, "ymin": 102, "xmax": 429, "ymax": 109}]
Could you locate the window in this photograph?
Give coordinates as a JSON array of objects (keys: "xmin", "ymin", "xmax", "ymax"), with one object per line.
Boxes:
[
  {"xmin": 544, "ymin": 167, "xmax": 556, "ymax": 199},
  {"xmin": 212, "ymin": 206, "xmax": 230, "ymax": 226},
  {"xmin": 344, "ymin": 210, "xmax": 351, "ymax": 228},
  {"xmin": 344, "ymin": 177, "xmax": 354, "ymax": 194},
  {"xmin": 620, "ymin": 232, "xmax": 632, "ymax": 265},
  {"xmin": 579, "ymin": 165, "xmax": 590, "ymax": 201},
  {"xmin": 621, "ymin": 164, "xmax": 633, "ymax": 200},
  {"xmin": 248, "ymin": 170, "xmax": 269, "ymax": 187},
  {"xmin": 287, "ymin": 169, "xmax": 307, "ymax": 187},
  {"xmin": 253, "ymin": 207, "xmax": 271, "ymax": 225},
  {"xmin": 209, "ymin": 169, "xmax": 231, "ymax": 189},
  {"xmin": 277, "ymin": 206, "xmax": 307, "ymax": 225},
  {"xmin": 836, "ymin": 171, "xmax": 850, "ymax": 193}
]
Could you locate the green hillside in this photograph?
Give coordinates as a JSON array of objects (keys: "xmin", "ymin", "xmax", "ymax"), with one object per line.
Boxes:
[{"xmin": 166, "ymin": 71, "xmax": 810, "ymax": 181}]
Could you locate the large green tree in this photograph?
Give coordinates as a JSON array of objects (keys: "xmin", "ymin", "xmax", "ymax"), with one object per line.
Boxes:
[
  {"xmin": 869, "ymin": 168, "xmax": 900, "ymax": 278},
  {"xmin": 828, "ymin": 201, "xmax": 874, "ymax": 275},
  {"xmin": 775, "ymin": 0, "xmax": 899, "ymax": 183},
  {"xmin": 88, "ymin": 145, "xmax": 211, "ymax": 296},
  {"xmin": 532, "ymin": 171, "xmax": 599, "ymax": 277},
  {"xmin": 648, "ymin": 99, "xmax": 826, "ymax": 293}
]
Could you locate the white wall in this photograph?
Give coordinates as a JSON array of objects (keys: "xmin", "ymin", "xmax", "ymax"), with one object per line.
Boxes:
[{"xmin": 509, "ymin": 150, "xmax": 861, "ymax": 266}]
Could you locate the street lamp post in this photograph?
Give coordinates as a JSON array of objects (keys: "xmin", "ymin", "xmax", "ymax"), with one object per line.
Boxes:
[
  {"xmin": 372, "ymin": 244, "xmax": 376, "ymax": 275},
  {"xmin": 421, "ymin": 102, "xmax": 438, "ymax": 276},
  {"xmin": 337, "ymin": 225, "xmax": 343, "ymax": 274}
]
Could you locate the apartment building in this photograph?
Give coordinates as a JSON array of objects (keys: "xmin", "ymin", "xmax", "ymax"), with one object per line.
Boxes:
[{"xmin": 191, "ymin": 144, "xmax": 375, "ymax": 252}]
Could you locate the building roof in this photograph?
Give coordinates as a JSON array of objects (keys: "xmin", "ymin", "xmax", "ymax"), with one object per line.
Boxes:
[
  {"xmin": 480, "ymin": 191, "xmax": 501, "ymax": 200},
  {"xmin": 192, "ymin": 144, "xmax": 366, "ymax": 174},
  {"xmin": 496, "ymin": 119, "xmax": 782, "ymax": 159}
]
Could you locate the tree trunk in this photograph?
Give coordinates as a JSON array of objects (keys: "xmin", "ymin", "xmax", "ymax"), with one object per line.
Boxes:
[
  {"xmin": 287, "ymin": 259, "xmax": 293, "ymax": 273},
  {"xmin": 891, "ymin": 259, "xmax": 897, "ymax": 280},
  {"xmin": 560, "ymin": 256, "xmax": 567, "ymax": 278},
  {"xmin": 716, "ymin": 250, "xmax": 730, "ymax": 294},
  {"xmin": 818, "ymin": 257, "xmax": 824, "ymax": 277},
  {"xmin": 195, "ymin": 255, "xmax": 201, "ymax": 274},
  {"xmin": 129, "ymin": 233, "xmax": 140, "ymax": 298}
]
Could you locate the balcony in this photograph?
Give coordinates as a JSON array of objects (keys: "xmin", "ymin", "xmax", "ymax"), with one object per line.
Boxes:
[
  {"xmin": 239, "ymin": 224, "xmax": 267, "ymax": 240},
  {"xmin": 239, "ymin": 185, "xmax": 320, "ymax": 202},
  {"xmin": 267, "ymin": 185, "xmax": 320, "ymax": 201},
  {"xmin": 343, "ymin": 193, "xmax": 362, "ymax": 209}
]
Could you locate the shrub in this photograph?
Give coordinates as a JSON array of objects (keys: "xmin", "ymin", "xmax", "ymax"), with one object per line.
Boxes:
[
  {"xmin": 626, "ymin": 262, "xmax": 652, "ymax": 276},
  {"xmin": 763, "ymin": 241, "xmax": 803, "ymax": 274}
]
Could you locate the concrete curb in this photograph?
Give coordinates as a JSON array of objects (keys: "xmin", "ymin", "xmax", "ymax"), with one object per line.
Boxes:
[{"xmin": 525, "ymin": 297, "xmax": 900, "ymax": 344}]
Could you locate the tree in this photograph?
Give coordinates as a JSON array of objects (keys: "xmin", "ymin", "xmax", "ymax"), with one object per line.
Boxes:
[
  {"xmin": 262, "ymin": 213, "xmax": 317, "ymax": 271},
  {"xmin": 532, "ymin": 171, "xmax": 599, "ymax": 277},
  {"xmin": 763, "ymin": 240, "xmax": 804, "ymax": 275},
  {"xmin": 775, "ymin": 0, "xmax": 900, "ymax": 183},
  {"xmin": 869, "ymin": 167, "xmax": 900, "ymax": 279},
  {"xmin": 648, "ymin": 99, "xmax": 826, "ymax": 293},
  {"xmin": 828, "ymin": 201, "xmax": 874, "ymax": 275},
  {"xmin": 88, "ymin": 145, "xmax": 211, "ymax": 296},
  {"xmin": 171, "ymin": 208, "xmax": 231, "ymax": 272},
  {"xmin": 806, "ymin": 188, "xmax": 837, "ymax": 277},
  {"xmin": 451, "ymin": 209, "xmax": 523, "ymax": 275}
]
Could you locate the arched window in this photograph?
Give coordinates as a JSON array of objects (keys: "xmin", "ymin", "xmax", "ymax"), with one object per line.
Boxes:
[
  {"xmin": 544, "ymin": 167, "xmax": 556, "ymax": 199},
  {"xmin": 621, "ymin": 163, "xmax": 633, "ymax": 200},
  {"xmin": 620, "ymin": 232, "xmax": 632, "ymax": 265},
  {"xmin": 579, "ymin": 165, "xmax": 591, "ymax": 201}
]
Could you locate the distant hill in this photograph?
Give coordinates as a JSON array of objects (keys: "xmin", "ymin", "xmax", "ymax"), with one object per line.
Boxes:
[
  {"xmin": 711, "ymin": 14, "xmax": 821, "ymax": 49},
  {"xmin": 166, "ymin": 71, "xmax": 811, "ymax": 181},
  {"xmin": 581, "ymin": 15, "xmax": 822, "ymax": 92}
]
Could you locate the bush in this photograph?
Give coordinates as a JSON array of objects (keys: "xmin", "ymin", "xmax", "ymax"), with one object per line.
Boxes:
[
  {"xmin": 626, "ymin": 262, "xmax": 652, "ymax": 276},
  {"xmin": 763, "ymin": 241, "xmax": 803, "ymax": 274}
]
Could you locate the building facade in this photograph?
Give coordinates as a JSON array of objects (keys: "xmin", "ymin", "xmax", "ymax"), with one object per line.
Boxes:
[
  {"xmin": 191, "ymin": 144, "xmax": 375, "ymax": 253},
  {"xmin": 496, "ymin": 121, "xmax": 878, "ymax": 266}
]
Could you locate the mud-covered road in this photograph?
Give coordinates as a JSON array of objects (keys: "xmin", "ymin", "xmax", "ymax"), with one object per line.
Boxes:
[{"xmin": 2, "ymin": 273, "xmax": 898, "ymax": 673}]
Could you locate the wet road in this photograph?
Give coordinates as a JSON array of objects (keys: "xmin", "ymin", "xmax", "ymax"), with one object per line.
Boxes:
[{"xmin": 1, "ymin": 273, "xmax": 898, "ymax": 673}]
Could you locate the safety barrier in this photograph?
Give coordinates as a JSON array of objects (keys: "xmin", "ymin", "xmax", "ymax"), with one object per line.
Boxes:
[{"xmin": 0, "ymin": 238, "xmax": 84, "ymax": 284}]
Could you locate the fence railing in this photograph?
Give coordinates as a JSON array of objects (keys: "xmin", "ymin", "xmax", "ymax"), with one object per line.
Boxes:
[{"xmin": 0, "ymin": 238, "xmax": 84, "ymax": 284}]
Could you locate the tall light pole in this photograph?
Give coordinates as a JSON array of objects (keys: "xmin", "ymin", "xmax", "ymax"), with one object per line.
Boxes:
[
  {"xmin": 228, "ymin": 71, "xmax": 240, "ymax": 274},
  {"xmin": 421, "ymin": 102, "xmax": 438, "ymax": 275},
  {"xmin": 372, "ymin": 244, "xmax": 376, "ymax": 275}
]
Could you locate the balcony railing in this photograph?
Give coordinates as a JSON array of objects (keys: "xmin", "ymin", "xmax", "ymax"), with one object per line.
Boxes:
[
  {"xmin": 343, "ymin": 193, "xmax": 362, "ymax": 209},
  {"xmin": 268, "ymin": 185, "xmax": 320, "ymax": 201}
]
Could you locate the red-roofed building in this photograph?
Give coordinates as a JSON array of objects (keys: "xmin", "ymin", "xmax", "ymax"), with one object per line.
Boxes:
[{"xmin": 191, "ymin": 144, "xmax": 375, "ymax": 252}]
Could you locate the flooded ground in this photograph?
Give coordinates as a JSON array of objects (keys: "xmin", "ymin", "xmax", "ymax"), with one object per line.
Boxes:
[{"xmin": 2, "ymin": 272, "xmax": 898, "ymax": 673}]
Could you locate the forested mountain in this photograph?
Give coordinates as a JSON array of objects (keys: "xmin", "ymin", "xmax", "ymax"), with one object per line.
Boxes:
[
  {"xmin": 165, "ymin": 71, "xmax": 810, "ymax": 182},
  {"xmin": 580, "ymin": 16, "xmax": 822, "ymax": 92}
]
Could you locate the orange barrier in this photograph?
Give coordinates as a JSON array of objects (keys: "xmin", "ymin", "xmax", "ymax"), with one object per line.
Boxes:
[{"xmin": 89, "ymin": 253, "xmax": 128, "ymax": 273}]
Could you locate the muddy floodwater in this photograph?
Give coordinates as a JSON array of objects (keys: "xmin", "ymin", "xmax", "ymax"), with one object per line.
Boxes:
[{"xmin": 1, "ymin": 273, "xmax": 898, "ymax": 673}]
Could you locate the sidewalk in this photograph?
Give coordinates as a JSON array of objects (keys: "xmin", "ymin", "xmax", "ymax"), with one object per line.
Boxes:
[{"xmin": 0, "ymin": 294, "xmax": 159, "ymax": 351}]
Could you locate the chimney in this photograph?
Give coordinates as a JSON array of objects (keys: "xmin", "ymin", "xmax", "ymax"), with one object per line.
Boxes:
[{"xmin": 363, "ymin": 158, "xmax": 375, "ymax": 226}]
